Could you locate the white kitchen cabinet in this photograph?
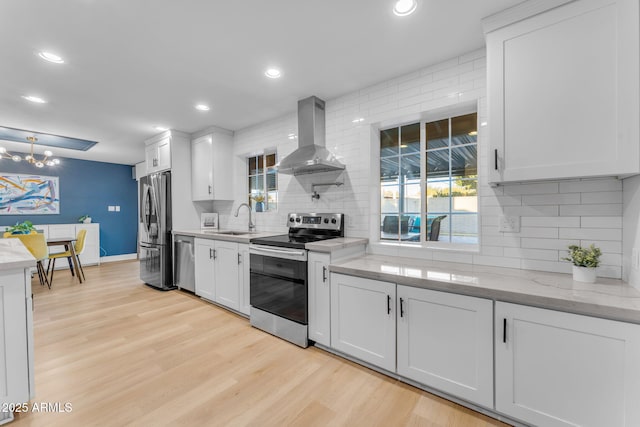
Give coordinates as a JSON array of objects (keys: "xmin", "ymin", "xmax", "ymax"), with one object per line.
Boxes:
[
  {"xmin": 308, "ymin": 252, "xmax": 331, "ymax": 346},
  {"xmin": 213, "ymin": 240, "xmax": 240, "ymax": 311},
  {"xmin": 485, "ymin": 0, "xmax": 639, "ymax": 183},
  {"xmin": 495, "ymin": 301, "xmax": 640, "ymax": 427},
  {"xmin": 145, "ymin": 135, "xmax": 171, "ymax": 174},
  {"xmin": 194, "ymin": 238, "xmax": 215, "ymax": 301},
  {"xmin": 191, "ymin": 130, "xmax": 233, "ymax": 201},
  {"xmin": 397, "ymin": 285, "xmax": 493, "ymax": 408},
  {"xmin": 238, "ymin": 243, "xmax": 250, "ymax": 316},
  {"xmin": 0, "ymin": 268, "xmax": 34, "ymax": 411},
  {"xmin": 330, "ymin": 273, "xmax": 396, "ymax": 372}
]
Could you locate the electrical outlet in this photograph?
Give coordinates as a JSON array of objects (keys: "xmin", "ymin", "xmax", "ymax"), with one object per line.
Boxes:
[
  {"xmin": 499, "ymin": 215, "xmax": 520, "ymax": 233},
  {"xmin": 115, "ymin": 206, "xmax": 120, "ymax": 212},
  {"xmin": 108, "ymin": 205, "xmax": 115, "ymax": 212}
]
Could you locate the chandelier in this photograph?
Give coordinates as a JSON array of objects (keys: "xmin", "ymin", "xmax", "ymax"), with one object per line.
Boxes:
[{"xmin": 0, "ymin": 136, "xmax": 60, "ymax": 168}]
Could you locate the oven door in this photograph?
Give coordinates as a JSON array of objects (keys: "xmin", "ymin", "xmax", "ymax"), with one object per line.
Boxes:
[{"xmin": 249, "ymin": 245, "xmax": 308, "ymax": 325}]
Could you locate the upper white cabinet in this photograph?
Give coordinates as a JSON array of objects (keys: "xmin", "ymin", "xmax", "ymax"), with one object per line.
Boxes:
[
  {"xmin": 495, "ymin": 301, "xmax": 640, "ymax": 427},
  {"xmin": 485, "ymin": 0, "xmax": 639, "ymax": 183},
  {"xmin": 145, "ymin": 135, "xmax": 171, "ymax": 174},
  {"xmin": 397, "ymin": 285, "xmax": 493, "ymax": 408},
  {"xmin": 191, "ymin": 130, "xmax": 234, "ymax": 201}
]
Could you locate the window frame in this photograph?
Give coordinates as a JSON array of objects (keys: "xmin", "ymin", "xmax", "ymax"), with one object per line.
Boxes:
[{"xmin": 377, "ymin": 104, "xmax": 480, "ymax": 250}]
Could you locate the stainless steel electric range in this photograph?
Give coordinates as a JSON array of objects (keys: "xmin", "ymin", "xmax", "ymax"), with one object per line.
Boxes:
[{"xmin": 249, "ymin": 213, "xmax": 344, "ymax": 347}]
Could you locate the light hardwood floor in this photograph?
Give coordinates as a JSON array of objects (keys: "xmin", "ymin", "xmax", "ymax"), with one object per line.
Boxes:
[{"xmin": 13, "ymin": 260, "xmax": 511, "ymax": 427}]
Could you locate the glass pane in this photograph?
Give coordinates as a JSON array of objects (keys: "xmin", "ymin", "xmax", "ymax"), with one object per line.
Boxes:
[
  {"xmin": 426, "ymin": 119, "xmax": 449, "ymax": 149},
  {"xmin": 257, "ymin": 155, "xmax": 264, "ymax": 174},
  {"xmin": 267, "ymin": 191, "xmax": 278, "ymax": 211},
  {"xmin": 451, "ymin": 214, "xmax": 478, "ymax": 244},
  {"xmin": 426, "ymin": 149, "xmax": 449, "ymax": 178},
  {"xmin": 451, "ymin": 145, "xmax": 477, "ymax": 177},
  {"xmin": 249, "ymin": 176, "xmax": 263, "ymax": 193},
  {"xmin": 401, "ymin": 154, "xmax": 420, "ymax": 180},
  {"xmin": 400, "ymin": 123, "xmax": 420, "ymax": 154},
  {"xmin": 380, "ymin": 128, "xmax": 399, "ymax": 157},
  {"xmin": 266, "ymin": 171, "xmax": 277, "ymax": 191},
  {"xmin": 451, "ymin": 113, "xmax": 478, "ymax": 146},
  {"xmin": 266, "ymin": 153, "xmax": 276, "ymax": 168},
  {"xmin": 380, "ymin": 156, "xmax": 399, "ymax": 182},
  {"xmin": 403, "ymin": 183, "xmax": 421, "ymax": 213},
  {"xmin": 249, "ymin": 157, "xmax": 258, "ymax": 175},
  {"xmin": 425, "ymin": 214, "xmax": 448, "ymax": 242},
  {"xmin": 381, "ymin": 214, "xmax": 399, "ymax": 240},
  {"xmin": 380, "ymin": 185, "xmax": 400, "ymax": 213},
  {"xmin": 425, "ymin": 180, "xmax": 450, "ymax": 215}
]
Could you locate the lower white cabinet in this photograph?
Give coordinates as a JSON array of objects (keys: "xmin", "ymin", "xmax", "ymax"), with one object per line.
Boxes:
[
  {"xmin": 397, "ymin": 285, "xmax": 493, "ymax": 408},
  {"xmin": 194, "ymin": 238, "xmax": 248, "ymax": 315},
  {"xmin": 330, "ymin": 273, "xmax": 396, "ymax": 372},
  {"xmin": 194, "ymin": 238, "xmax": 215, "ymax": 301},
  {"xmin": 308, "ymin": 252, "xmax": 331, "ymax": 346},
  {"xmin": 495, "ymin": 302, "xmax": 640, "ymax": 427},
  {"xmin": 0, "ymin": 268, "xmax": 34, "ymax": 409}
]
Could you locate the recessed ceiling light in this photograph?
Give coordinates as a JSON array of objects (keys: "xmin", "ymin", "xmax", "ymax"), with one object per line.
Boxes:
[
  {"xmin": 195, "ymin": 104, "xmax": 210, "ymax": 111},
  {"xmin": 153, "ymin": 125, "xmax": 169, "ymax": 131},
  {"xmin": 22, "ymin": 95, "xmax": 47, "ymax": 104},
  {"xmin": 393, "ymin": 0, "xmax": 417, "ymax": 16},
  {"xmin": 38, "ymin": 51, "xmax": 64, "ymax": 64},
  {"xmin": 352, "ymin": 118, "xmax": 365, "ymax": 123},
  {"xmin": 480, "ymin": 121, "xmax": 488, "ymax": 127},
  {"xmin": 265, "ymin": 68, "xmax": 282, "ymax": 79},
  {"xmin": 287, "ymin": 133, "xmax": 297, "ymax": 140}
]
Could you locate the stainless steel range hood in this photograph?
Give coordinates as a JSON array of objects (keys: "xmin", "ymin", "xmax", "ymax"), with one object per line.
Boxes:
[{"xmin": 276, "ymin": 96, "xmax": 345, "ymax": 175}]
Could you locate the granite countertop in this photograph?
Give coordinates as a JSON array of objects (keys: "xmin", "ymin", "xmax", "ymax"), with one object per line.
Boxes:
[
  {"xmin": 172, "ymin": 229, "xmax": 282, "ymax": 244},
  {"xmin": 0, "ymin": 238, "xmax": 36, "ymax": 271},
  {"xmin": 330, "ymin": 255, "xmax": 640, "ymax": 324},
  {"xmin": 305, "ymin": 237, "xmax": 369, "ymax": 252}
]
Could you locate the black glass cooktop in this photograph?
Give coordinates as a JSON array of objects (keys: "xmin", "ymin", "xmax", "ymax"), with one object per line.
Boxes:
[{"xmin": 250, "ymin": 233, "xmax": 339, "ymax": 249}]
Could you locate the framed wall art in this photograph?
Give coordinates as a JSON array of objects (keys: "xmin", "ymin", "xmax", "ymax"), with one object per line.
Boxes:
[{"xmin": 0, "ymin": 173, "xmax": 60, "ymax": 214}]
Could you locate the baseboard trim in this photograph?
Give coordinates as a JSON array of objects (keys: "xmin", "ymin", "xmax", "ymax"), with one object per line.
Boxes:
[{"xmin": 100, "ymin": 253, "xmax": 137, "ymax": 263}]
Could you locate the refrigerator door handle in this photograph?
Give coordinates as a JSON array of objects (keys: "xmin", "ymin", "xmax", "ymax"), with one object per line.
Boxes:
[
  {"xmin": 150, "ymin": 174, "xmax": 161, "ymax": 234},
  {"xmin": 143, "ymin": 184, "xmax": 152, "ymax": 235}
]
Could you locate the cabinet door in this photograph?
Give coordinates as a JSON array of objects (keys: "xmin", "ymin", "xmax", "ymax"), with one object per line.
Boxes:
[
  {"xmin": 75, "ymin": 224, "xmax": 100, "ymax": 266},
  {"xmin": 214, "ymin": 241, "xmax": 240, "ymax": 311},
  {"xmin": 495, "ymin": 302, "xmax": 640, "ymax": 427},
  {"xmin": 210, "ymin": 132, "xmax": 233, "ymax": 200},
  {"xmin": 191, "ymin": 135, "xmax": 213, "ymax": 201},
  {"xmin": 194, "ymin": 239, "xmax": 215, "ymax": 301},
  {"xmin": 308, "ymin": 252, "xmax": 331, "ymax": 347},
  {"xmin": 156, "ymin": 137, "xmax": 171, "ymax": 171},
  {"xmin": 0, "ymin": 270, "xmax": 30, "ymax": 405},
  {"xmin": 330, "ymin": 273, "xmax": 396, "ymax": 372},
  {"xmin": 487, "ymin": 0, "xmax": 639, "ymax": 183},
  {"xmin": 397, "ymin": 286, "xmax": 493, "ymax": 408},
  {"xmin": 145, "ymin": 143, "xmax": 158, "ymax": 174},
  {"xmin": 237, "ymin": 244, "xmax": 250, "ymax": 316}
]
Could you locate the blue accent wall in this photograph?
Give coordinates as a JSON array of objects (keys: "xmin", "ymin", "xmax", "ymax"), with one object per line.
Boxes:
[{"xmin": 0, "ymin": 155, "xmax": 137, "ymax": 256}]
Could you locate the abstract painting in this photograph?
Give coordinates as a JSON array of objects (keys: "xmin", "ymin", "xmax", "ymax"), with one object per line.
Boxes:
[{"xmin": 0, "ymin": 173, "xmax": 59, "ymax": 214}]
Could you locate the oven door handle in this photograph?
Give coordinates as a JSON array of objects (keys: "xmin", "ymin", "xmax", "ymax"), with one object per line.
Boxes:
[{"xmin": 250, "ymin": 245, "xmax": 307, "ymax": 260}]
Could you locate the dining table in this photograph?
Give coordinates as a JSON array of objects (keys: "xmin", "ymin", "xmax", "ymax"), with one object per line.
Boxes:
[{"xmin": 46, "ymin": 237, "xmax": 83, "ymax": 283}]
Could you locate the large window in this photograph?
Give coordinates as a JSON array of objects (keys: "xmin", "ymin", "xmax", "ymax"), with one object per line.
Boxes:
[
  {"xmin": 248, "ymin": 152, "xmax": 277, "ymax": 212},
  {"xmin": 380, "ymin": 112, "xmax": 478, "ymax": 245}
]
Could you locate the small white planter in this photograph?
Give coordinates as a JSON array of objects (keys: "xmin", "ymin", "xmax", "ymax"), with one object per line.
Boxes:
[{"xmin": 572, "ymin": 265, "xmax": 597, "ymax": 283}]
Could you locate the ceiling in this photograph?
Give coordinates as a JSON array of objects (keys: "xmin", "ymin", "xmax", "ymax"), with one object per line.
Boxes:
[{"xmin": 0, "ymin": 0, "xmax": 521, "ymax": 166}]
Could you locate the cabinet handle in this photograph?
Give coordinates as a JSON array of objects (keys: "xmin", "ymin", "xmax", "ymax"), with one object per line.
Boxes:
[
  {"xmin": 237, "ymin": 253, "xmax": 241, "ymax": 264},
  {"xmin": 213, "ymin": 249, "xmax": 217, "ymax": 260},
  {"xmin": 494, "ymin": 149, "xmax": 498, "ymax": 171},
  {"xmin": 503, "ymin": 318, "xmax": 507, "ymax": 343},
  {"xmin": 387, "ymin": 295, "xmax": 391, "ymax": 315},
  {"xmin": 209, "ymin": 248, "xmax": 213, "ymax": 259},
  {"xmin": 399, "ymin": 298, "xmax": 404, "ymax": 317},
  {"xmin": 208, "ymin": 185, "xmax": 212, "ymax": 194},
  {"xmin": 322, "ymin": 266, "xmax": 327, "ymax": 282}
]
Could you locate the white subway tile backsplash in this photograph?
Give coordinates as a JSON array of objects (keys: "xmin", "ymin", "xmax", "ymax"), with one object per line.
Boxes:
[{"xmin": 228, "ymin": 49, "xmax": 623, "ymax": 279}]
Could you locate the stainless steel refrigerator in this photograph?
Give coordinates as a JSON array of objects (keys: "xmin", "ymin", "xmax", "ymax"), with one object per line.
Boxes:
[{"xmin": 139, "ymin": 171, "xmax": 174, "ymax": 290}]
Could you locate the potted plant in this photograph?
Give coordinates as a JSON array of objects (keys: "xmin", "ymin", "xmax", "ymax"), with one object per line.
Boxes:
[
  {"xmin": 5, "ymin": 220, "xmax": 36, "ymax": 235},
  {"xmin": 252, "ymin": 193, "xmax": 265, "ymax": 212},
  {"xmin": 78, "ymin": 214, "xmax": 92, "ymax": 224},
  {"xmin": 563, "ymin": 244, "xmax": 602, "ymax": 283}
]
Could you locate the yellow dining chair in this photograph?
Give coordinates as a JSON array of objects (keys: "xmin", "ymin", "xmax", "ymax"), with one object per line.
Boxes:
[
  {"xmin": 9, "ymin": 233, "xmax": 51, "ymax": 288},
  {"xmin": 48, "ymin": 229, "xmax": 87, "ymax": 283}
]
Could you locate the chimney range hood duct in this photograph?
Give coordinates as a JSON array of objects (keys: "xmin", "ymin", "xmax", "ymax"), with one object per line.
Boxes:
[{"xmin": 276, "ymin": 96, "xmax": 345, "ymax": 175}]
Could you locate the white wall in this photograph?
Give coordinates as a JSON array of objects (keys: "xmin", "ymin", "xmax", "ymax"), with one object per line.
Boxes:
[{"xmin": 217, "ymin": 48, "xmax": 624, "ymax": 279}]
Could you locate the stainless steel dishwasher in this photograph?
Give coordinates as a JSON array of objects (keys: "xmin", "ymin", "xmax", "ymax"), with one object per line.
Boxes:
[{"xmin": 173, "ymin": 235, "xmax": 195, "ymax": 292}]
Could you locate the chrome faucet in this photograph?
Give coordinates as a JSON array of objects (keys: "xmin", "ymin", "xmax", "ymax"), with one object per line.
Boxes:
[{"xmin": 234, "ymin": 203, "xmax": 255, "ymax": 232}]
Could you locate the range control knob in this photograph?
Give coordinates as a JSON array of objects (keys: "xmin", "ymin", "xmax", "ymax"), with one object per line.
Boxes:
[
  {"xmin": 331, "ymin": 218, "xmax": 337, "ymax": 224},
  {"xmin": 295, "ymin": 217, "xmax": 301, "ymax": 222},
  {"xmin": 289, "ymin": 217, "xmax": 295, "ymax": 222},
  {"xmin": 324, "ymin": 218, "xmax": 329, "ymax": 224}
]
